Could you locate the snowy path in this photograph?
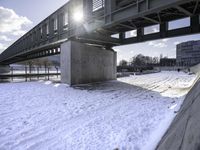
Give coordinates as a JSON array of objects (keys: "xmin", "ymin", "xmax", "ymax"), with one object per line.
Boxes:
[{"xmin": 0, "ymin": 71, "xmax": 196, "ymax": 150}]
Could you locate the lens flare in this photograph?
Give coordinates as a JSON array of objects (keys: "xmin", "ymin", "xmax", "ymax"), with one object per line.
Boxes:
[{"xmin": 73, "ymin": 10, "xmax": 83, "ymax": 22}]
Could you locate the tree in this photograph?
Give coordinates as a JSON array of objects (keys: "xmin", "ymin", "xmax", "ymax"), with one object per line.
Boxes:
[
  {"xmin": 152, "ymin": 57, "xmax": 159, "ymax": 64},
  {"xmin": 130, "ymin": 54, "xmax": 146, "ymax": 67},
  {"xmin": 119, "ymin": 59, "xmax": 128, "ymax": 66}
]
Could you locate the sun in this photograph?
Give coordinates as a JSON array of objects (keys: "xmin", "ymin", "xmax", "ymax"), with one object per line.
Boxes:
[{"xmin": 73, "ymin": 10, "xmax": 84, "ymax": 22}]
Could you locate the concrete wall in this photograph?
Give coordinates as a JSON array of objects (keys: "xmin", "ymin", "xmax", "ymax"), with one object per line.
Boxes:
[
  {"xmin": 191, "ymin": 63, "xmax": 200, "ymax": 75},
  {"xmin": 0, "ymin": 65, "xmax": 10, "ymax": 74},
  {"xmin": 156, "ymin": 64, "xmax": 200, "ymax": 150},
  {"xmin": 61, "ymin": 41, "xmax": 116, "ymax": 85}
]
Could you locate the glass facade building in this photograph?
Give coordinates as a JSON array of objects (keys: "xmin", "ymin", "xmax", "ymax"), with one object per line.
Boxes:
[{"xmin": 176, "ymin": 40, "xmax": 200, "ymax": 66}]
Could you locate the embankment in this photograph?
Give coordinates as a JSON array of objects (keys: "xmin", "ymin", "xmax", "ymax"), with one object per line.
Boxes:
[{"xmin": 156, "ymin": 63, "xmax": 200, "ymax": 150}]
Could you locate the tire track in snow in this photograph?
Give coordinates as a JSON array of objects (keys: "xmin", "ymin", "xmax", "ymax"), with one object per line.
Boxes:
[
  {"xmin": 0, "ymin": 72, "xmax": 196, "ymax": 150},
  {"xmin": 9, "ymin": 74, "xmax": 174, "ymax": 149}
]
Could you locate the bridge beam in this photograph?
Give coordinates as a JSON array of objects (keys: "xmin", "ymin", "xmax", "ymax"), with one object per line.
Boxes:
[
  {"xmin": 191, "ymin": 15, "xmax": 200, "ymax": 33},
  {"xmin": 122, "ymin": 15, "xmax": 200, "ymax": 45},
  {"xmin": 60, "ymin": 40, "xmax": 117, "ymax": 86}
]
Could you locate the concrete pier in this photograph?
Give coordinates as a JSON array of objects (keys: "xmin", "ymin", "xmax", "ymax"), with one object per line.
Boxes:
[
  {"xmin": 60, "ymin": 41, "xmax": 117, "ymax": 85},
  {"xmin": 0, "ymin": 65, "xmax": 10, "ymax": 74},
  {"xmin": 0, "ymin": 65, "xmax": 10, "ymax": 82}
]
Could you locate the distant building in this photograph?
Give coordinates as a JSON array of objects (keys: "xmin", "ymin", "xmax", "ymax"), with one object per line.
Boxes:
[
  {"xmin": 176, "ymin": 40, "xmax": 200, "ymax": 66},
  {"xmin": 160, "ymin": 58, "xmax": 176, "ymax": 66}
]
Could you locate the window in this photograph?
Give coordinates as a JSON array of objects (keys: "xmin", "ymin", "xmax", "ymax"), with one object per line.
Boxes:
[
  {"xmin": 169, "ymin": 17, "xmax": 190, "ymax": 30},
  {"xmin": 30, "ymin": 34, "xmax": 33, "ymax": 42},
  {"xmin": 64, "ymin": 13, "xmax": 68, "ymax": 26},
  {"xmin": 111, "ymin": 33, "xmax": 119, "ymax": 39},
  {"xmin": 125, "ymin": 30, "xmax": 137, "ymax": 38},
  {"xmin": 54, "ymin": 18, "xmax": 58, "ymax": 31},
  {"xmin": 40, "ymin": 27, "xmax": 43, "ymax": 39},
  {"xmin": 40, "ymin": 27, "xmax": 43, "ymax": 34},
  {"xmin": 46, "ymin": 24, "xmax": 49, "ymax": 35},
  {"xmin": 144, "ymin": 24, "xmax": 159, "ymax": 35}
]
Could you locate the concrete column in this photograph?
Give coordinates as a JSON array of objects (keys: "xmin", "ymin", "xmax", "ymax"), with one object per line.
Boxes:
[
  {"xmin": 0, "ymin": 65, "xmax": 10, "ymax": 82},
  {"xmin": 0, "ymin": 65, "xmax": 10, "ymax": 74},
  {"xmin": 60, "ymin": 41, "xmax": 117, "ymax": 85}
]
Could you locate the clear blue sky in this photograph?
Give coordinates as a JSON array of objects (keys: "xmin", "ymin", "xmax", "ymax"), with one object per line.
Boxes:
[{"xmin": 0, "ymin": 0, "xmax": 199, "ymax": 63}]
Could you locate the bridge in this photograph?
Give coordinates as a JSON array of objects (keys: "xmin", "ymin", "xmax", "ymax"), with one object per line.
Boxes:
[{"xmin": 0, "ymin": 0, "xmax": 200, "ymax": 85}]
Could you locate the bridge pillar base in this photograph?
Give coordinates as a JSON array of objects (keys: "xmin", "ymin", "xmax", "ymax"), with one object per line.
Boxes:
[
  {"xmin": 60, "ymin": 41, "xmax": 117, "ymax": 86},
  {"xmin": 0, "ymin": 65, "xmax": 10, "ymax": 74}
]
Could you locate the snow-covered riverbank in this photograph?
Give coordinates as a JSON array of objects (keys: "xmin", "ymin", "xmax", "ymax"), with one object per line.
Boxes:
[{"xmin": 0, "ymin": 71, "xmax": 196, "ymax": 150}]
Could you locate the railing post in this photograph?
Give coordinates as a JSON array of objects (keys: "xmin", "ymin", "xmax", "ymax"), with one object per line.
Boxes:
[
  {"xmin": 190, "ymin": 15, "xmax": 200, "ymax": 33},
  {"xmin": 105, "ymin": 0, "xmax": 116, "ymax": 24},
  {"xmin": 119, "ymin": 32, "xmax": 126, "ymax": 41},
  {"xmin": 84, "ymin": 0, "xmax": 93, "ymax": 17},
  {"xmin": 25, "ymin": 65, "xmax": 27, "ymax": 82},
  {"xmin": 37, "ymin": 67, "xmax": 39, "ymax": 80},
  {"xmin": 11, "ymin": 67, "xmax": 13, "ymax": 82},
  {"xmin": 56, "ymin": 67, "xmax": 58, "ymax": 78},
  {"xmin": 47, "ymin": 67, "xmax": 50, "ymax": 80},
  {"xmin": 45, "ymin": 63, "xmax": 47, "ymax": 80},
  {"xmin": 29, "ymin": 63, "xmax": 32, "ymax": 81},
  {"xmin": 160, "ymin": 22, "xmax": 168, "ymax": 38},
  {"xmin": 137, "ymin": 27, "xmax": 144, "ymax": 42}
]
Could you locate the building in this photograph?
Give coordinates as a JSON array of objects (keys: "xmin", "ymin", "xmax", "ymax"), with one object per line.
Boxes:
[
  {"xmin": 160, "ymin": 58, "xmax": 176, "ymax": 66},
  {"xmin": 176, "ymin": 40, "xmax": 200, "ymax": 66}
]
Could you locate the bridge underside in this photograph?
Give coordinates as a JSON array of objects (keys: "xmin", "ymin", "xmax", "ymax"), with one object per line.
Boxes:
[{"xmin": 79, "ymin": 0, "xmax": 200, "ymax": 46}]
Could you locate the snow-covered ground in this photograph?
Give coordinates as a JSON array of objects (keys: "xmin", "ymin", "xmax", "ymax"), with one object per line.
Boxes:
[{"xmin": 0, "ymin": 71, "xmax": 196, "ymax": 150}]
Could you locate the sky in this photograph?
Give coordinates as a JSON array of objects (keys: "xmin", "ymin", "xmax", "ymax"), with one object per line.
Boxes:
[{"xmin": 0, "ymin": 0, "xmax": 200, "ymax": 64}]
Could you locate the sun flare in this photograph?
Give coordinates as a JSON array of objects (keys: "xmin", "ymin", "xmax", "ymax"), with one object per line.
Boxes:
[{"xmin": 73, "ymin": 10, "xmax": 84, "ymax": 22}]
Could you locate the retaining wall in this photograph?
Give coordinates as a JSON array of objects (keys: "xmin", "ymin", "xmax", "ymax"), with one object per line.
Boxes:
[{"xmin": 156, "ymin": 63, "xmax": 200, "ymax": 150}]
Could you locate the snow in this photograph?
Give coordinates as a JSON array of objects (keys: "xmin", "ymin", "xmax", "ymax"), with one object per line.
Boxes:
[
  {"xmin": 0, "ymin": 71, "xmax": 196, "ymax": 150},
  {"xmin": 44, "ymin": 81, "xmax": 52, "ymax": 85},
  {"xmin": 169, "ymin": 104, "xmax": 178, "ymax": 110}
]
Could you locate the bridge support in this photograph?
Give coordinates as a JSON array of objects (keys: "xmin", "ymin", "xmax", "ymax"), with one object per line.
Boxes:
[
  {"xmin": 0, "ymin": 65, "xmax": 10, "ymax": 82},
  {"xmin": 60, "ymin": 41, "xmax": 117, "ymax": 85},
  {"xmin": 0, "ymin": 65, "xmax": 10, "ymax": 74}
]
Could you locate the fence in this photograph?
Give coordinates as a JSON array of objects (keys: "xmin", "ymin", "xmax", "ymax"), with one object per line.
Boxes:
[{"xmin": 0, "ymin": 66, "xmax": 60, "ymax": 82}]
